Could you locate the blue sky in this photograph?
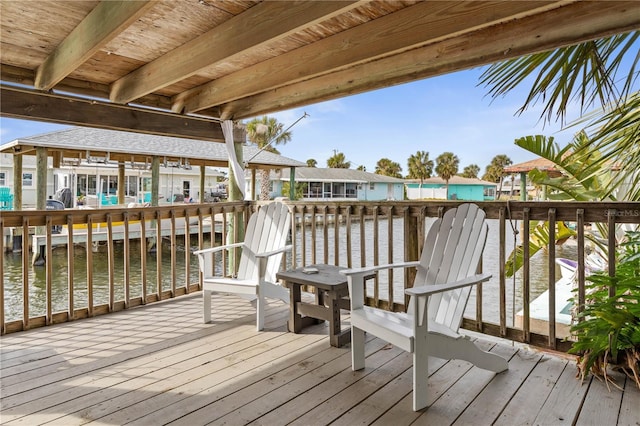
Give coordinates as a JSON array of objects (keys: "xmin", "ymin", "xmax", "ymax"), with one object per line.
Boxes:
[{"xmin": 1, "ymin": 67, "xmax": 581, "ymax": 175}]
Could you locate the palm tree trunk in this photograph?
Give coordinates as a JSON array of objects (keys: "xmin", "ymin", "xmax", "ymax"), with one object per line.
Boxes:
[{"xmin": 259, "ymin": 169, "xmax": 270, "ymax": 200}]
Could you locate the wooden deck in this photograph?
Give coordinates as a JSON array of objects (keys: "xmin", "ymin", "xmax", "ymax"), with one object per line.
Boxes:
[{"xmin": 1, "ymin": 294, "xmax": 637, "ymax": 425}]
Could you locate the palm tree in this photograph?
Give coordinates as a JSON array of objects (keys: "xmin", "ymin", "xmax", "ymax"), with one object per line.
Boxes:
[
  {"xmin": 356, "ymin": 165, "xmax": 366, "ymax": 171},
  {"xmin": 246, "ymin": 116, "xmax": 292, "ymax": 200},
  {"xmin": 327, "ymin": 152, "xmax": 351, "ymax": 168},
  {"xmin": 462, "ymin": 164, "xmax": 480, "ymax": 179},
  {"xmin": 435, "ymin": 152, "xmax": 459, "ymax": 199},
  {"xmin": 407, "ymin": 150, "xmax": 433, "ymax": 181},
  {"xmin": 375, "ymin": 158, "xmax": 402, "ymax": 178},
  {"xmin": 306, "ymin": 158, "xmax": 317, "ymax": 167},
  {"xmin": 480, "ymin": 31, "xmax": 639, "ymax": 199},
  {"xmin": 482, "ymin": 155, "xmax": 512, "ymax": 199}
]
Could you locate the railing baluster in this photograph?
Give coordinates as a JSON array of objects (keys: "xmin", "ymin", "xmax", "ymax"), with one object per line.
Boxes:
[
  {"xmin": 322, "ymin": 206, "xmax": 329, "ymax": 265},
  {"xmin": 576, "ymin": 209, "xmax": 585, "ymax": 321},
  {"xmin": 522, "ymin": 207, "xmax": 530, "ymax": 343},
  {"xmin": 301, "ymin": 205, "xmax": 307, "ymax": 266},
  {"xmin": 140, "ymin": 211, "xmax": 147, "ymax": 304},
  {"xmin": 311, "ymin": 205, "xmax": 317, "ymax": 265},
  {"xmin": 123, "ymin": 212, "xmax": 130, "ymax": 308},
  {"xmin": 607, "ymin": 209, "xmax": 616, "ymax": 297},
  {"xmin": 499, "ymin": 206, "xmax": 506, "ymax": 337},
  {"xmin": 66, "ymin": 214, "xmax": 75, "ymax": 319},
  {"xmin": 547, "ymin": 208, "xmax": 557, "ymax": 349},
  {"xmin": 86, "ymin": 215, "xmax": 94, "ymax": 316},
  {"xmin": 45, "ymin": 215, "xmax": 53, "ymax": 325},
  {"xmin": 22, "ymin": 217, "xmax": 29, "ymax": 329},
  {"xmin": 0, "ymin": 216, "xmax": 4, "ymax": 334},
  {"xmin": 373, "ymin": 205, "xmax": 379, "ymax": 306},
  {"xmin": 346, "ymin": 206, "xmax": 352, "ymax": 268},
  {"xmin": 155, "ymin": 210, "xmax": 162, "ymax": 299},
  {"xmin": 106, "ymin": 214, "xmax": 115, "ymax": 312},
  {"xmin": 170, "ymin": 210, "xmax": 177, "ymax": 297},
  {"xmin": 387, "ymin": 205, "xmax": 393, "ymax": 305},
  {"xmin": 184, "ymin": 210, "xmax": 190, "ymax": 293},
  {"xmin": 334, "ymin": 205, "xmax": 340, "ymax": 265}
]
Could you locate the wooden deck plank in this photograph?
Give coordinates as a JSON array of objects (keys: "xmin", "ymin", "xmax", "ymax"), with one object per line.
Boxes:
[
  {"xmin": 575, "ymin": 370, "xmax": 626, "ymax": 426},
  {"xmin": 618, "ymin": 377, "xmax": 640, "ymax": 426},
  {"xmin": 217, "ymin": 342, "xmax": 407, "ymax": 426},
  {"xmin": 452, "ymin": 348, "xmax": 543, "ymax": 425},
  {"xmin": 0, "ymin": 292, "xmax": 630, "ymax": 426},
  {"xmin": 404, "ymin": 342, "xmax": 517, "ymax": 426},
  {"xmin": 135, "ymin": 332, "xmax": 356, "ymax": 426},
  {"xmin": 494, "ymin": 354, "xmax": 569, "ymax": 425}
]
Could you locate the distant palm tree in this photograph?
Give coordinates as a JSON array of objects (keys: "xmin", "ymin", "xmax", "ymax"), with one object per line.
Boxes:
[
  {"xmin": 327, "ymin": 152, "xmax": 351, "ymax": 168},
  {"xmin": 306, "ymin": 158, "xmax": 317, "ymax": 167},
  {"xmin": 482, "ymin": 155, "xmax": 512, "ymax": 199},
  {"xmin": 461, "ymin": 164, "xmax": 480, "ymax": 179},
  {"xmin": 375, "ymin": 158, "xmax": 402, "ymax": 178},
  {"xmin": 406, "ymin": 150, "xmax": 433, "ymax": 181},
  {"xmin": 435, "ymin": 152, "xmax": 459, "ymax": 199},
  {"xmin": 246, "ymin": 116, "xmax": 292, "ymax": 200},
  {"xmin": 356, "ymin": 165, "xmax": 366, "ymax": 171}
]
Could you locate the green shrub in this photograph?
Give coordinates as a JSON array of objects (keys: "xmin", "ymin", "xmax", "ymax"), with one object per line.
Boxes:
[{"xmin": 569, "ymin": 231, "xmax": 640, "ymax": 389}]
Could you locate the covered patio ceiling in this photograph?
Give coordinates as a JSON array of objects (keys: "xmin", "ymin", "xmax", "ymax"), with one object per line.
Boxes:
[{"xmin": 1, "ymin": 1, "xmax": 639, "ymax": 142}]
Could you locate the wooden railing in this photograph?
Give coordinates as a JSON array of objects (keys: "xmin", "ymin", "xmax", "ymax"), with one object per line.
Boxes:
[
  {"xmin": 0, "ymin": 201, "xmax": 248, "ymax": 333},
  {"xmin": 2, "ymin": 200, "xmax": 639, "ymax": 354}
]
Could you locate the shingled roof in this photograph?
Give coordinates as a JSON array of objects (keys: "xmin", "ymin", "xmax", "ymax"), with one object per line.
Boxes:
[{"xmin": 0, "ymin": 127, "xmax": 305, "ymax": 169}]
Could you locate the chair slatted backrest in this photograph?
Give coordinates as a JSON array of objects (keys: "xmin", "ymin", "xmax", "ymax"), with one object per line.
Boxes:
[
  {"xmin": 236, "ymin": 202, "xmax": 291, "ymax": 283},
  {"xmin": 412, "ymin": 204, "xmax": 488, "ymax": 332}
]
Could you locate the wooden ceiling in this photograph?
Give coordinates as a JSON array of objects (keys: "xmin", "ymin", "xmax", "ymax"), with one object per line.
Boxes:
[{"xmin": 1, "ymin": 1, "xmax": 639, "ymax": 142}]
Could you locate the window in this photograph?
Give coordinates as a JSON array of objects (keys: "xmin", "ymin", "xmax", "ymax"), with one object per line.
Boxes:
[
  {"xmin": 346, "ymin": 183, "xmax": 357, "ymax": 198},
  {"xmin": 0, "ymin": 172, "xmax": 5, "ymax": 186},
  {"xmin": 22, "ymin": 173, "xmax": 33, "ymax": 187},
  {"xmin": 369, "ymin": 183, "xmax": 375, "ymax": 190}
]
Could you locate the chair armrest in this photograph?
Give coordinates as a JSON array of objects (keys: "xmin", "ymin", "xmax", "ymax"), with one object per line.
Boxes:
[
  {"xmin": 255, "ymin": 244, "xmax": 292, "ymax": 259},
  {"xmin": 405, "ymin": 274, "xmax": 492, "ymax": 297},
  {"xmin": 342, "ymin": 261, "xmax": 421, "ymax": 311},
  {"xmin": 192, "ymin": 242, "xmax": 245, "ymax": 256},
  {"xmin": 340, "ymin": 261, "xmax": 421, "ymax": 277}
]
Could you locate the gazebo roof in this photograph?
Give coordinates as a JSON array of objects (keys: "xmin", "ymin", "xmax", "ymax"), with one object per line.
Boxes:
[
  {"xmin": 503, "ymin": 158, "xmax": 562, "ymax": 175},
  {"xmin": 2, "ymin": 1, "xmax": 638, "ymax": 141}
]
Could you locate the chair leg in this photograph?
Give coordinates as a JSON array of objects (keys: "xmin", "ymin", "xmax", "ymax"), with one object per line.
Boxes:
[
  {"xmin": 203, "ymin": 289, "xmax": 212, "ymax": 323},
  {"xmin": 413, "ymin": 350, "xmax": 429, "ymax": 411},
  {"xmin": 351, "ymin": 326, "xmax": 366, "ymax": 370},
  {"xmin": 256, "ymin": 292, "xmax": 265, "ymax": 331}
]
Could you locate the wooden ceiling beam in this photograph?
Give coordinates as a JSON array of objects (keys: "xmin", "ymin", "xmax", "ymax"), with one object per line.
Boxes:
[
  {"xmin": 0, "ymin": 85, "xmax": 228, "ymax": 142},
  {"xmin": 221, "ymin": 1, "xmax": 640, "ymax": 120},
  {"xmin": 110, "ymin": 0, "xmax": 364, "ymax": 105},
  {"xmin": 176, "ymin": 0, "xmax": 561, "ymax": 114},
  {"xmin": 34, "ymin": 1, "xmax": 153, "ymax": 90}
]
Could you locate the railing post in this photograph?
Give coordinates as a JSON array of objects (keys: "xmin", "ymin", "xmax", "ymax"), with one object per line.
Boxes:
[{"xmin": 404, "ymin": 206, "xmax": 418, "ymax": 310}]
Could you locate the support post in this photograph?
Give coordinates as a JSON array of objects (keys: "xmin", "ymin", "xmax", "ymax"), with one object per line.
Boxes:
[
  {"xmin": 32, "ymin": 147, "xmax": 48, "ymax": 265},
  {"xmin": 227, "ymin": 130, "xmax": 245, "ymax": 275},
  {"xmin": 289, "ymin": 167, "xmax": 296, "ymax": 200},
  {"xmin": 519, "ymin": 171, "xmax": 527, "ymax": 201},
  {"xmin": 117, "ymin": 161, "xmax": 125, "ymax": 204},
  {"xmin": 199, "ymin": 165, "xmax": 205, "ymax": 203},
  {"xmin": 12, "ymin": 155, "xmax": 23, "ymax": 251}
]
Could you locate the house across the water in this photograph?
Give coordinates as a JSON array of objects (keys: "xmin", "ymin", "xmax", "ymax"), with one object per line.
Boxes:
[
  {"xmin": 0, "ymin": 127, "xmax": 304, "ymax": 208},
  {"xmin": 405, "ymin": 176, "xmax": 497, "ymax": 201},
  {"xmin": 260, "ymin": 167, "xmax": 405, "ymax": 201}
]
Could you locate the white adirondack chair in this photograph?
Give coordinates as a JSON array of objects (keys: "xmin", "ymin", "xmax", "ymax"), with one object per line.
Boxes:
[
  {"xmin": 341, "ymin": 203, "xmax": 508, "ymax": 411},
  {"xmin": 193, "ymin": 202, "xmax": 292, "ymax": 331}
]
